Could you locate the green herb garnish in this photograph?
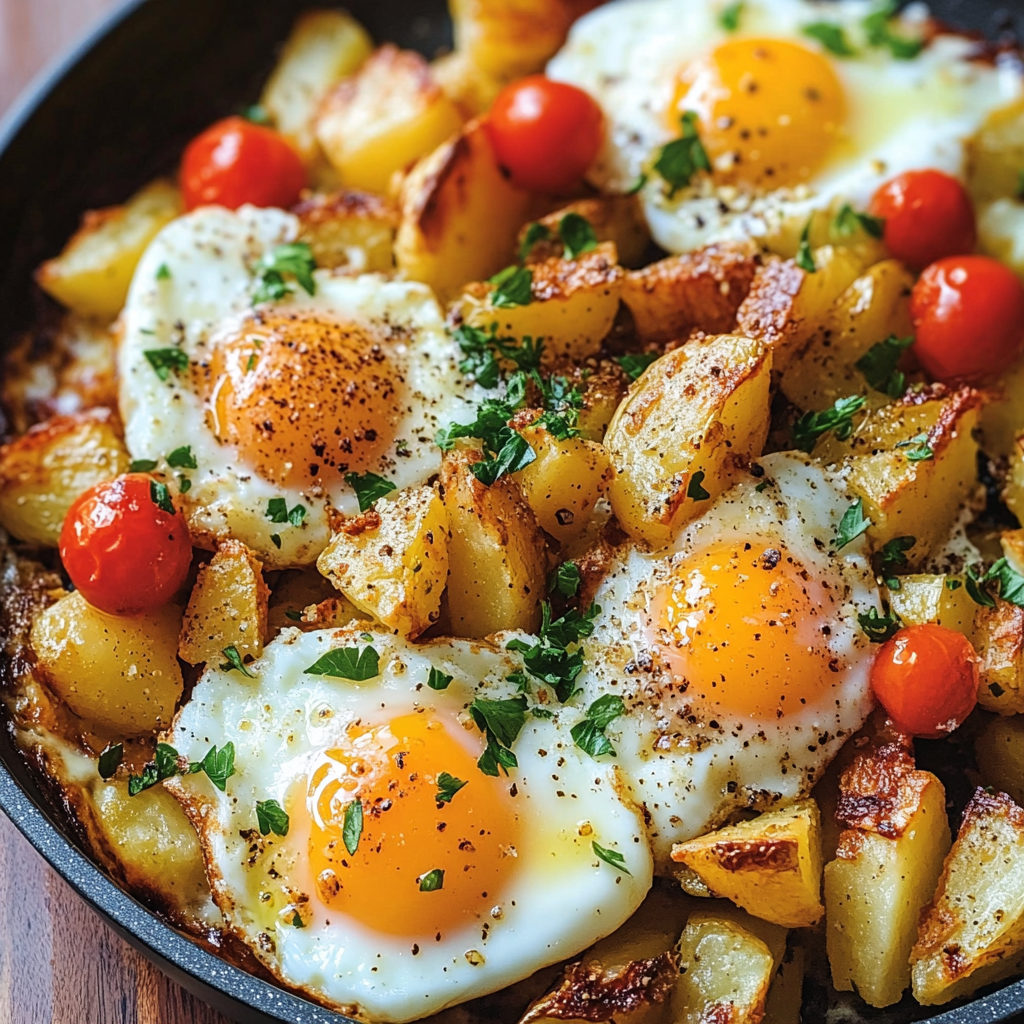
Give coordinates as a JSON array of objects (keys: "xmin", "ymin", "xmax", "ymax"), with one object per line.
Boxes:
[
  {"xmin": 687, "ymin": 470, "xmax": 711, "ymax": 501},
  {"xmin": 796, "ymin": 218, "xmax": 817, "ymax": 273},
  {"xmin": 802, "ymin": 21, "xmax": 856, "ymax": 56},
  {"xmin": 427, "ymin": 667, "xmax": 453, "ymax": 691},
  {"xmin": 156, "ymin": 263, "xmax": 171, "ymax": 281},
  {"xmin": 144, "ymin": 348, "xmax": 188, "ymax": 382},
  {"xmin": 571, "ymin": 694, "xmax": 626, "ymax": 759},
  {"xmin": 344, "ymin": 471, "xmax": 396, "ymax": 513},
  {"xmin": 863, "ymin": 0, "xmax": 924, "ymax": 59},
  {"xmin": 129, "ymin": 459, "xmax": 158, "ymax": 473},
  {"xmin": 855, "ymin": 335, "xmax": 914, "ymax": 397},
  {"xmin": 98, "ymin": 743, "xmax": 123, "ymax": 781},
  {"xmin": 305, "ymin": 644, "xmax": 381, "ymax": 681},
  {"xmin": 720, "ymin": 0, "xmax": 744, "ymax": 31},
  {"xmin": 489, "ymin": 265, "xmax": 534, "ymax": 308},
  {"xmin": 550, "ymin": 562, "xmax": 582, "ymax": 598},
  {"xmin": 653, "ymin": 111, "xmax": 711, "ymax": 197},
  {"xmin": 343, "ymin": 798, "xmax": 363, "ymax": 855},
  {"xmin": 833, "ymin": 203, "xmax": 885, "ymax": 239},
  {"xmin": 150, "ymin": 480, "xmax": 175, "ymax": 515},
  {"xmin": 858, "ymin": 607, "xmax": 902, "ymax": 643},
  {"xmin": 616, "ymin": 352, "xmax": 659, "ymax": 381},
  {"xmin": 253, "ymin": 242, "xmax": 317, "ymax": 304},
  {"xmin": 592, "ymin": 841, "xmax": 631, "ymax": 875},
  {"xmin": 220, "ymin": 645, "xmax": 255, "ymax": 678},
  {"xmin": 519, "ymin": 222, "xmax": 552, "ymax": 261},
  {"xmin": 266, "ymin": 497, "xmax": 307, "ymax": 527},
  {"xmin": 435, "ymin": 772, "xmax": 467, "ymax": 805},
  {"xmin": 469, "ymin": 696, "xmax": 528, "ymax": 777},
  {"xmin": 167, "ymin": 445, "xmax": 197, "ymax": 470},
  {"xmin": 792, "ymin": 395, "xmax": 866, "ymax": 452},
  {"xmin": 256, "ymin": 799, "xmax": 290, "ymax": 837},
  {"xmin": 506, "ymin": 602, "xmax": 599, "ymax": 703},
  {"xmin": 419, "ymin": 868, "xmax": 444, "ymax": 891},
  {"xmin": 835, "ymin": 498, "xmax": 871, "ymax": 550},
  {"xmin": 559, "ymin": 213, "xmax": 598, "ymax": 260},
  {"xmin": 879, "ymin": 536, "xmax": 915, "ymax": 588}
]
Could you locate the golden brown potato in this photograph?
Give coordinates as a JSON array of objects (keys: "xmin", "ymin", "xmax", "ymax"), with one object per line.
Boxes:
[
  {"xmin": 452, "ymin": 244, "xmax": 624, "ymax": 364},
  {"xmin": 293, "ymin": 189, "xmax": 397, "ymax": 271},
  {"xmin": 671, "ymin": 800, "xmax": 823, "ymax": 929},
  {"xmin": 36, "ymin": 179, "xmax": 181, "ymax": 321},
  {"xmin": 976, "ymin": 715, "xmax": 1024, "ymax": 807},
  {"xmin": 519, "ymin": 196, "xmax": 651, "ymax": 269},
  {"xmin": 315, "ymin": 45, "xmax": 464, "ymax": 194},
  {"xmin": 266, "ymin": 567, "xmax": 367, "ymax": 633},
  {"xmin": 430, "ymin": 50, "xmax": 506, "ymax": 118},
  {"xmin": 621, "ymin": 242, "xmax": 761, "ymax": 346},
  {"xmin": 440, "ymin": 446, "xmax": 546, "ymax": 636},
  {"xmin": 30, "ymin": 590, "xmax": 183, "ymax": 736},
  {"xmin": 575, "ymin": 365, "xmax": 630, "ymax": 443},
  {"xmin": 978, "ymin": 199, "xmax": 1024, "ymax": 280},
  {"xmin": 604, "ymin": 334, "xmax": 772, "ymax": 548},
  {"xmin": 0, "ymin": 409, "xmax": 129, "ymax": 546},
  {"xmin": 259, "ymin": 9, "xmax": 373, "ymax": 164},
  {"xmin": 974, "ymin": 598, "xmax": 1024, "ymax": 715},
  {"xmin": 912, "ymin": 789, "xmax": 1024, "ymax": 1005},
  {"xmin": 887, "ymin": 574, "xmax": 978, "ymax": 637},
  {"xmin": 824, "ymin": 740, "xmax": 951, "ymax": 1008},
  {"xmin": 395, "ymin": 118, "xmax": 537, "ymax": 300},
  {"xmin": 969, "ymin": 98, "xmax": 1024, "ymax": 204},
  {"xmin": 178, "ymin": 540, "xmax": 268, "ymax": 666},
  {"xmin": 317, "ymin": 486, "xmax": 449, "ymax": 638}
]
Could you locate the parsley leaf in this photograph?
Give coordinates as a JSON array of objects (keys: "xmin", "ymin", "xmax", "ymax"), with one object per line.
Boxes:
[
  {"xmin": 897, "ymin": 434, "xmax": 934, "ymax": 462},
  {"xmin": 966, "ymin": 565, "xmax": 997, "ymax": 607},
  {"xmin": 796, "ymin": 218, "xmax": 817, "ymax": 273},
  {"xmin": 256, "ymin": 799, "xmax": 290, "ymax": 837},
  {"xmin": 519, "ymin": 221, "xmax": 552, "ymax": 261},
  {"xmin": 419, "ymin": 868, "xmax": 444, "ymax": 891},
  {"xmin": 344, "ymin": 471, "xmax": 396, "ymax": 512},
  {"xmin": 144, "ymin": 348, "xmax": 188, "ymax": 382},
  {"xmin": 150, "ymin": 480, "xmax": 175, "ymax": 515},
  {"xmin": 550, "ymin": 562, "xmax": 582, "ymax": 598},
  {"xmin": 128, "ymin": 743, "xmax": 181, "ymax": 795},
  {"xmin": 855, "ymin": 335, "xmax": 914, "ymax": 397},
  {"xmin": 427, "ymin": 667, "xmax": 453, "ymax": 691},
  {"xmin": 305, "ymin": 644, "xmax": 381, "ymax": 681},
  {"xmin": 343, "ymin": 798, "xmax": 363, "ymax": 855},
  {"xmin": 592, "ymin": 841, "xmax": 631, "ymax": 875},
  {"xmin": 129, "ymin": 459, "xmax": 158, "ymax": 473},
  {"xmin": 240, "ymin": 103, "xmax": 272, "ymax": 125},
  {"xmin": 265, "ymin": 497, "xmax": 308, "ymax": 526},
  {"xmin": 167, "ymin": 445, "xmax": 197, "ymax": 470},
  {"xmin": 879, "ymin": 536, "xmax": 915, "ymax": 587},
  {"xmin": 290, "ymin": 911, "xmax": 305, "ymax": 928},
  {"xmin": 983, "ymin": 558, "xmax": 1024, "ymax": 608},
  {"xmin": 471, "ymin": 432, "xmax": 535, "ymax": 485},
  {"xmin": 220, "ymin": 645, "xmax": 255, "ymax": 678},
  {"xmin": 858, "ymin": 607, "xmax": 902, "ymax": 643},
  {"xmin": 833, "ymin": 203, "xmax": 885, "ymax": 239},
  {"xmin": 720, "ymin": 0, "xmax": 744, "ymax": 31},
  {"xmin": 194, "ymin": 743, "xmax": 236, "ymax": 792},
  {"xmin": 469, "ymin": 696, "xmax": 528, "ymax": 777},
  {"xmin": 835, "ymin": 498, "xmax": 871, "ymax": 550},
  {"xmin": 687, "ymin": 470, "xmax": 711, "ymax": 501},
  {"xmin": 792, "ymin": 395, "xmax": 866, "ymax": 452},
  {"xmin": 559, "ymin": 213, "xmax": 598, "ymax": 260},
  {"xmin": 653, "ymin": 110, "xmax": 710, "ymax": 197},
  {"xmin": 506, "ymin": 603, "xmax": 599, "ymax": 702},
  {"xmin": 802, "ymin": 21, "xmax": 856, "ymax": 56},
  {"xmin": 489, "ymin": 265, "xmax": 534, "ymax": 308},
  {"xmin": 253, "ymin": 242, "xmax": 317, "ymax": 304},
  {"xmin": 617, "ymin": 352, "xmax": 659, "ymax": 380},
  {"xmin": 453, "ymin": 324, "xmax": 544, "ymax": 389},
  {"xmin": 127, "ymin": 765, "xmax": 158, "ymax": 797},
  {"xmin": 435, "ymin": 772, "xmax": 467, "ymax": 805},
  {"xmin": 863, "ymin": 0, "xmax": 924, "ymax": 58},
  {"xmin": 98, "ymin": 743, "xmax": 123, "ymax": 780},
  {"xmin": 156, "ymin": 262, "xmax": 171, "ymax": 280},
  {"xmin": 571, "ymin": 694, "xmax": 626, "ymax": 759}
]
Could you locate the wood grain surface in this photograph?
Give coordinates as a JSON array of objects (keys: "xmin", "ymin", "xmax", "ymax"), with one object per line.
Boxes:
[{"xmin": 0, "ymin": 2, "xmax": 235, "ymax": 1021}]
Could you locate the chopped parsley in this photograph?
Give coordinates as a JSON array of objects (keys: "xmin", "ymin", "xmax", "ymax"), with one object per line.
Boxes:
[
  {"xmin": 253, "ymin": 242, "xmax": 316, "ymax": 304},
  {"xmin": 897, "ymin": 434, "xmax": 934, "ymax": 462},
  {"xmin": 240, "ymin": 103, "xmax": 272, "ymax": 125},
  {"xmin": 571, "ymin": 694, "xmax": 626, "ymax": 759},
  {"xmin": 687, "ymin": 470, "xmax": 711, "ymax": 501},
  {"xmin": 167, "ymin": 445, "xmax": 197, "ymax": 470},
  {"xmin": 653, "ymin": 111, "xmax": 711, "ymax": 197},
  {"xmin": 559, "ymin": 213, "xmax": 598, "ymax": 260},
  {"xmin": 256, "ymin": 799, "xmax": 290, "ymax": 837},
  {"xmin": 879, "ymin": 535, "xmax": 916, "ymax": 588},
  {"xmin": 489, "ymin": 265, "xmax": 534, "ymax": 308},
  {"xmin": 802, "ymin": 21, "xmax": 856, "ymax": 56},
  {"xmin": 266, "ymin": 497, "xmax": 307, "ymax": 527},
  {"xmin": 720, "ymin": 0, "xmax": 744, "ymax": 31},
  {"xmin": 506, "ymin": 602, "xmax": 599, "ymax": 703},
  {"xmin": 419, "ymin": 868, "xmax": 444, "ymax": 892},
  {"xmin": 270, "ymin": 534, "xmax": 282, "ymax": 549},
  {"xmin": 469, "ymin": 696, "xmax": 528, "ymax": 777},
  {"xmin": 858, "ymin": 607, "xmax": 902, "ymax": 643},
  {"xmin": 626, "ymin": 172, "xmax": 649, "ymax": 196},
  {"xmin": 855, "ymin": 335, "xmax": 914, "ymax": 397},
  {"xmin": 835, "ymin": 498, "xmax": 872, "ymax": 550},
  {"xmin": 220, "ymin": 645, "xmax": 255, "ymax": 678},
  {"xmin": 454, "ymin": 323, "xmax": 543, "ymax": 390},
  {"xmin": 192, "ymin": 743, "xmax": 237, "ymax": 792},
  {"xmin": 532, "ymin": 374, "xmax": 585, "ymax": 441},
  {"xmin": 796, "ymin": 218, "xmax": 817, "ymax": 273},
  {"xmin": 519, "ymin": 221, "xmax": 552, "ymax": 261},
  {"xmin": 129, "ymin": 459, "xmax": 158, "ymax": 473},
  {"xmin": 290, "ymin": 911, "xmax": 305, "ymax": 928},
  {"xmin": 592, "ymin": 841, "xmax": 631, "ymax": 875},
  {"xmin": 792, "ymin": 395, "xmax": 866, "ymax": 452},
  {"xmin": 129, "ymin": 742, "xmax": 235, "ymax": 796},
  {"xmin": 550, "ymin": 561, "xmax": 582, "ymax": 598},
  {"xmin": 144, "ymin": 348, "xmax": 188, "ymax": 382},
  {"xmin": 97, "ymin": 743, "xmax": 123, "ymax": 781},
  {"xmin": 946, "ymin": 578, "xmax": 963, "ymax": 592},
  {"xmin": 966, "ymin": 558, "xmax": 1024, "ymax": 608},
  {"xmin": 435, "ymin": 772, "xmax": 467, "ymax": 805},
  {"xmin": 345, "ymin": 471, "xmax": 396, "ymax": 513},
  {"xmin": 616, "ymin": 352, "xmax": 659, "ymax": 381},
  {"xmin": 343, "ymin": 798, "xmax": 363, "ymax": 855},
  {"xmin": 833, "ymin": 203, "xmax": 885, "ymax": 240},
  {"xmin": 155, "ymin": 262, "xmax": 171, "ymax": 281},
  {"xmin": 305, "ymin": 644, "xmax": 381, "ymax": 681},
  {"xmin": 863, "ymin": 0, "xmax": 924, "ymax": 59},
  {"xmin": 427, "ymin": 667, "xmax": 453, "ymax": 691},
  {"xmin": 965, "ymin": 565, "xmax": 997, "ymax": 608},
  {"xmin": 150, "ymin": 480, "xmax": 175, "ymax": 515},
  {"xmin": 178, "ymin": 476, "xmax": 192, "ymax": 494}
]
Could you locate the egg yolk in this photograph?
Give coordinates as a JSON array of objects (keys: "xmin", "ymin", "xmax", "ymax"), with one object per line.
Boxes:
[
  {"xmin": 647, "ymin": 540, "xmax": 839, "ymax": 719},
  {"xmin": 671, "ymin": 37, "xmax": 847, "ymax": 188},
  {"xmin": 303, "ymin": 713, "xmax": 519, "ymax": 938},
  {"xmin": 202, "ymin": 310, "xmax": 403, "ymax": 490}
]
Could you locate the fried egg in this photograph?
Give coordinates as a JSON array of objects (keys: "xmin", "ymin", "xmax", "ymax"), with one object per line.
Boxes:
[
  {"xmin": 575, "ymin": 453, "xmax": 879, "ymax": 868},
  {"xmin": 167, "ymin": 626, "xmax": 653, "ymax": 1022},
  {"xmin": 118, "ymin": 205, "xmax": 482, "ymax": 568},
  {"xmin": 548, "ymin": 0, "xmax": 1023, "ymax": 254}
]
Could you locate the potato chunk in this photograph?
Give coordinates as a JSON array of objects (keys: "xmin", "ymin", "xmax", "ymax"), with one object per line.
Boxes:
[
  {"xmin": 36, "ymin": 179, "xmax": 181, "ymax": 321},
  {"xmin": 453, "ymin": 245, "xmax": 624, "ymax": 364},
  {"xmin": 317, "ymin": 486, "xmax": 449, "ymax": 638},
  {"xmin": 824, "ymin": 739, "xmax": 950, "ymax": 1007},
  {"xmin": 605, "ymin": 334, "xmax": 772, "ymax": 548},
  {"xmin": 974, "ymin": 599, "xmax": 1024, "ymax": 714},
  {"xmin": 0, "ymin": 409, "xmax": 129, "ymax": 546},
  {"xmin": 912, "ymin": 789, "xmax": 1024, "ymax": 1005},
  {"xmin": 31, "ymin": 591, "xmax": 183, "ymax": 736},
  {"xmin": 259, "ymin": 9, "xmax": 373, "ymax": 164},
  {"xmin": 395, "ymin": 119, "xmax": 536, "ymax": 299},
  {"xmin": 671, "ymin": 800, "xmax": 823, "ymax": 929},
  {"xmin": 293, "ymin": 189, "xmax": 397, "ymax": 272},
  {"xmin": 178, "ymin": 540, "xmax": 268, "ymax": 666},
  {"xmin": 519, "ymin": 196, "xmax": 651, "ymax": 269},
  {"xmin": 969, "ymin": 98, "xmax": 1024, "ymax": 204},
  {"xmin": 316, "ymin": 45, "xmax": 464, "ymax": 194},
  {"xmin": 887, "ymin": 574, "xmax": 977, "ymax": 637},
  {"xmin": 440, "ymin": 447, "xmax": 546, "ymax": 636}
]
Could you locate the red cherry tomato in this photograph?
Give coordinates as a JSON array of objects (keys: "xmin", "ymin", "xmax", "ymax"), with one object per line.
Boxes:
[
  {"xmin": 180, "ymin": 116, "xmax": 306, "ymax": 212},
  {"xmin": 910, "ymin": 255, "xmax": 1024, "ymax": 383},
  {"xmin": 486, "ymin": 76, "xmax": 603, "ymax": 193},
  {"xmin": 59, "ymin": 474, "xmax": 193, "ymax": 616},
  {"xmin": 869, "ymin": 169, "xmax": 977, "ymax": 270},
  {"xmin": 870, "ymin": 624, "xmax": 979, "ymax": 739}
]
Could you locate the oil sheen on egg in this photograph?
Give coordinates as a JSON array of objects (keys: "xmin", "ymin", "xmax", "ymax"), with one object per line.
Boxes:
[
  {"xmin": 118, "ymin": 205, "xmax": 484, "ymax": 568},
  {"xmin": 166, "ymin": 627, "xmax": 653, "ymax": 1023},
  {"xmin": 548, "ymin": 0, "xmax": 1023, "ymax": 254},
  {"xmin": 577, "ymin": 453, "xmax": 880, "ymax": 868}
]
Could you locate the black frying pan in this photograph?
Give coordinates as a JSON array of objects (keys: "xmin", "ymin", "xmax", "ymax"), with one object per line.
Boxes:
[{"xmin": 1, "ymin": 1, "xmax": 1023, "ymax": 1021}]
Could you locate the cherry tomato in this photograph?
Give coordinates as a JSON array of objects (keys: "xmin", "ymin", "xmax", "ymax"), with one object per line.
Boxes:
[
  {"xmin": 486, "ymin": 76, "xmax": 603, "ymax": 193},
  {"xmin": 869, "ymin": 169, "xmax": 977, "ymax": 270},
  {"xmin": 870, "ymin": 624, "xmax": 979, "ymax": 739},
  {"xmin": 180, "ymin": 116, "xmax": 306, "ymax": 212},
  {"xmin": 910, "ymin": 255, "xmax": 1024, "ymax": 382},
  {"xmin": 59, "ymin": 474, "xmax": 193, "ymax": 616}
]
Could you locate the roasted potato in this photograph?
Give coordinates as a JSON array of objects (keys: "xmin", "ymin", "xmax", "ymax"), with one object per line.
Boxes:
[
  {"xmin": 980, "ymin": 355, "xmax": 1024, "ymax": 462},
  {"xmin": 395, "ymin": 118, "xmax": 537, "ymax": 299},
  {"xmin": 519, "ymin": 196, "xmax": 651, "ymax": 269},
  {"xmin": 969, "ymin": 98, "xmax": 1024, "ymax": 204},
  {"xmin": 974, "ymin": 598, "xmax": 1024, "ymax": 714},
  {"xmin": 978, "ymin": 199, "xmax": 1024, "ymax": 280},
  {"xmin": 671, "ymin": 800, "xmax": 824, "ymax": 929},
  {"xmin": 976, "ymin": 715, "xmax": 1024, "ymax": 807},
  {"xmin": 293, "ymin": 189, "xmax": 397, "ymax": 271},
  {"xmin": 259, "ymin": 9, "xmax": 373, "ymax": 164},
  {"xmin": 178, "ymin": 540, "xmax": 269, "ymax": 666},
  {"xmin": 1004, "ymin": 430, "xmax": 1024, "ymax": 524},
  {"xmin": 36, "ymin": 179, "xmax": 182, "ymax": 321},
  {"xmin": 887, "ymin": 573, "xmax": 978, "ymax": 637},
  {"xmin": 452, "ymin": 244, "xmax": 624, "ymax": 364},
  {"xmin": 316, "ymin": 45, "xmax": 464, "ymax": 194},
  {"xmin": 266, "ymin": 567, "xmax": 367, "ymax": 633},
  {"xmin": 30, "ymin": 590, "xmax": 183, "ymax": 736},
  {"xmin": 440, "ymin": 446, "xmax": 546, "ymax": 636},
  {"xmin": 317, "ymin": 486, "xmax": 449, "ymax": 638},
  {"xmin": 912, "ymin": 789, "xmax": 1024, "ymax": 1005},
  {"xmin": 824, "ymin": 739, "xmax": 951, "ymax": 1007},
  {"xmin": 621, "ymin": 242, "xmax": 760, "ymax": 346},
  {"xmin": 605, "ymin": 333, "xmax": 772, "ymax": 548},
  {"xmin": 0, "ymin": 409, "xmax": 130, "ymax": 546}
]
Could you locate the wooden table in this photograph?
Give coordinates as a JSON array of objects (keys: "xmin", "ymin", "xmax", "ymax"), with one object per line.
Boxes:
[{"xmin": 0, "ymin": 2, "xmax": 234, "ymax": 1020}]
